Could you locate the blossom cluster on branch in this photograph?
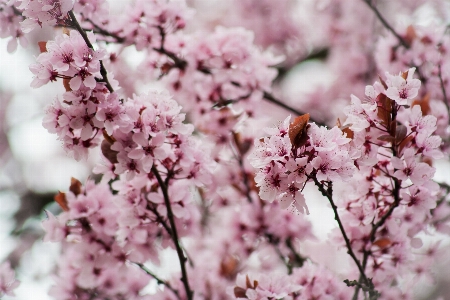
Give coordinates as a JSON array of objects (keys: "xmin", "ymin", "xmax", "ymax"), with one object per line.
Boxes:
[{"xmin": 2, "ymin": 0, "xmax": 450, "ymax": 299}]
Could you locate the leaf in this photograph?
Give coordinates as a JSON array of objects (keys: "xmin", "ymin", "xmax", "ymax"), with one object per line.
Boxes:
[
  {"xmin": 63, "ymin": 78, "xmax": 72, "ymax": 92},
  {"xmin": 395, "ymin": 125, "xmax": 407, "ymax": 144},
  {"xmin": 342, "ymin": 127, "xmax": 354, "ymax": 139},
  {"xmin": 373, "ymin": 238, "xmax": 392, "ymax": 249},
  {"xmin": 376, "ymin": 94, "xmax": 391, "ymax": 126},
  {"xmin": 398, "ymin": 135, "xmax": 415, "ymax": 154},
  {"xmin": 377, "ymin": 135, "xmax": 395, "ymax": 143},
  {"xmin": 38, "ymin": 41, "xmax": 47, "ymax": 53},
  {"xmin": 412, "ymin": 94, "xmax": 431, "ymax": 115},
  {"xmin": 54, "ymin": 192, "xmax": 69, "ymax": 211},
  {"xmin": 404, "ymin": 25, "xmax": 417, "ymax": 46},
  {"xmin": 69, "ymin": 177, "xmax": 82, "ymax": 196},
  {"xmin": 233, "ymin": 132, "xmax": 251, "ymax": 156},
  {"xmin": 219, "ymin": 255, "xmax": 239, "ymax": 279},
  {"xmin": 401, "ymin": 69, "xmax": 409, "ymax": 80},
  {"xmin": 289, "ymin": 113, "xmax": 310, "ymax": 149},
  {"xmin": 233, "ymin": 287, "xmax": 247, "ymax": 298}
]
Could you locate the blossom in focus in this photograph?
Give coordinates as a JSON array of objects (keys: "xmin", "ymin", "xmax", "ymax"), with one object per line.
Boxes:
[{"xmin": 385, "ymin": 67, "xmax": 421, "ymax": 105}]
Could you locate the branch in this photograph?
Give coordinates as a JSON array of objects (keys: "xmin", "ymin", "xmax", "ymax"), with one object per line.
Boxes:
[
  {"xmin": 134, "ymin": 262, "xmax": 180, "ymax": 299},
  {"xmin": 67, "ymin": 10, "xmax": 114, "ymax": 93},
  {"xmin": 312, "ymin": 177, "xmax": 378, "ymax": 297},
  {"xmin": 265, "ymin": 233, "xmax": 293, "ymax": 274},
  {"xmin": 263, "ymin": 91, "xmax": 327, "ymax": 127},
  {"xmin": 151, "ymin": 166, "xmax": 193, "ymax": 300},
  {"xmin": 438, "ymin": 64, "xmax": 450, "ymax": 122},
  {"xmin": 85, "ymin": 17, "xmax": 125, "ymax": 43},
  {"xmin": 354, "ymin": 102, "xmax": 402, "ymax": 300},
  {"xmin": 285, "ymin": 237, "xmax": 306, "ymax": 269},
  {"xmin": 362, "ymin": 0, "xmax": 409, "ymax": 49}
]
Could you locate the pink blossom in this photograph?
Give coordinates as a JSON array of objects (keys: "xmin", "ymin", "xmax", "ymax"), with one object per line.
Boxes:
[
  {"xmin": 391, "ymin": 148, "xmax": 435, "ymax": 186},
  {"xmin": 385, "ymin": 67, "xmax": 421, "ymax": 105}
]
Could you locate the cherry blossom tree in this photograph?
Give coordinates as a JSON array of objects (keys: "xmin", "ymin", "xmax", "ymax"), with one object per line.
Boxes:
[{"xmin": 2, "ymin": 0, "xmax": 450, "ymax": 299}]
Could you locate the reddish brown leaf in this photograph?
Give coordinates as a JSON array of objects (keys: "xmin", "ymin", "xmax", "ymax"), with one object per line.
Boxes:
[
  {"xmin": 219, "ymin": 255, "xmax": 239, "ymax": 279},
  {"xmin": 376, "ymin": 94, "xmax": 391, "ymax": 126},
  {"xmin": 63, "ymin": 78, "xmax": 72, "ymax": 92},
  {"xmin": 398, "ymin": 135, "xmax": 415, "ymax": 154},
  {"xmin": 412, "ymin": 94, "xmax": 431, "ymax": 115},
  {"xmin": 404, "ymin": 25, "xmax": 417, "ymax": 46},
  {"xmin": 101, "ymin": 139, "xmax": 119, "ymax": 164},
  {"xmin": 234, "ymin": 287, "xmax": 247, "ymax": 298},
  {"xmin": 377, "ymin": 135, "xmax": 395, "ymax": 143},
  {"xmin": 233, "ymin": 132, "xmax": 252, "ymax": 156},
  {"xmin": 289, "ymin": 113, "xmax": 310, "ymax": 149},
  {"xmin": 373, "ymin": 238, "xmax": 392, "ymax": 249},
  {"xmin": 38, "ymin": 41, "xmax": 47, "ymax": 53},
  {"xmin": 395, "ymin": 125, "xmax": 407, "ymax": 144},
  {"xmin": 342, "ymin": 127, "xmax": 354, "ymax": 140},
  {"xmin": 70, "ymin": 177, "xmax": 82, "ymax": 196},
  {"xmin": 54, "ymin": 192, "xmax": 69, "ymax": 211},
  {"xmin": 401, "ymin": 70, "xmax": 409, "ymax": 80}
]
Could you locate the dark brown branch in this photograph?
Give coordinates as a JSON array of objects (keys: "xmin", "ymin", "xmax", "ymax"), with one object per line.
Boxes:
[
  {"xmin": 85, "ymin": 17, "xmax": 125, "ymax": 43},
  {"xmin": 134, "ymin": 262, "xmax": 180, "ymax": 299},
  {"xmin": 265, "ymin": 234, "xmax": 293, "ymax": 274},
  {"xmin": 151, "ymin": 166, "xmax": 193, "ymax": 300},
  {"xmin": 312, "ymin": 178, "xmax": 378, "ymax": 297},
  {"xmin": 354, "ymin": 102, "xmax": 402, "ymax": 300},
  {"xmin": 362, "ymin": 0, "xmax": 409, "ymax": 49},
  {"xmin": 67, "ymin": 10, "xmax": 114, "ymax": 93},
  {"xmin": 285, "ymin": 237, "xmax": 306, "ymax": 269},
  {"xmin": 263, "ymin": 91, "xmax": 327, "ymax": 127}
]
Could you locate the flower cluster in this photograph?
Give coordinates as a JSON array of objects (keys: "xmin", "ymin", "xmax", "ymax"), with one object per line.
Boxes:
[
  {"xmin": 16, "ymin": 0, "xmax": 73, "ymax": 33},
  {"xmin": 0, "ymin": 0, "xmax": 27, "ymax": 52},
  {"xmin": 232, "ymin": 264, "xmax": 350, "ymax": 300},
  {"xmin": 30, "ymin": 30, "xmax": 105, "ymax": 90},
  {"xmin": 251, "ymin": 67, "xmax": 446, "ymax": 295},
  {"xmin": 250, "ymin": 114, "xmax": 355, "ymax": 214},
  {"xmin": 112, "ymin": 0, "xmax": 192, "ymax": 51},
  {"xmin": 141, "ymin": 26, "xmax": 281, "ymax": 149},
  {"xmin": 42, "ymin": 180, "xmax": 154, "ymax": 300}
]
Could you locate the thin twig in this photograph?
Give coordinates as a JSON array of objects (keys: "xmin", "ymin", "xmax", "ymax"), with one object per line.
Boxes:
[
  {"xmin": 134, "ymin": 262, "xmax": 180, "ymax": 299},
  {"xmin": 151, "ymin": 166, "xmax": 193, "ymax": 300},
  {"xmin": 285, "ymin": 237, "xmax": 306, "ymax": 269},
  {"xmin": 312, "ymin": 178, "xmax": 378, "ymax": 297},
  {"xmin": 438, "ymin": 64, "xmax": 450, "ymax": 122},
  {"xmin": 362, "ymin": 0, "xmax": 409, "ymax": 48},
  {"xmin": 67, "ymin": 10, "xmax": 114, "ymax": 93},
  {"xmin": 263, "ymin": 91, "xmax": 327, "ymax": 127}
]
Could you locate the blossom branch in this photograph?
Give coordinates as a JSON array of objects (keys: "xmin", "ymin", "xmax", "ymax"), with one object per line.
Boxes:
[
  {"xmin": 74, "ymin": 20, "xmax": 322, "ymax": 122},
  {"xmin": 67, "ymin": 10, "xmax": 114, "ymax": 93},
  {"xmin": 312, "ymin": 177, "xmax": 378, "ymax": 297},
  {"xmin": 151, "ymin": 165, "xmax": 193, "ymax": 300},
  {"xmin": 134, "ymin": 262, "xmax": 181, "ymax": 299}
]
